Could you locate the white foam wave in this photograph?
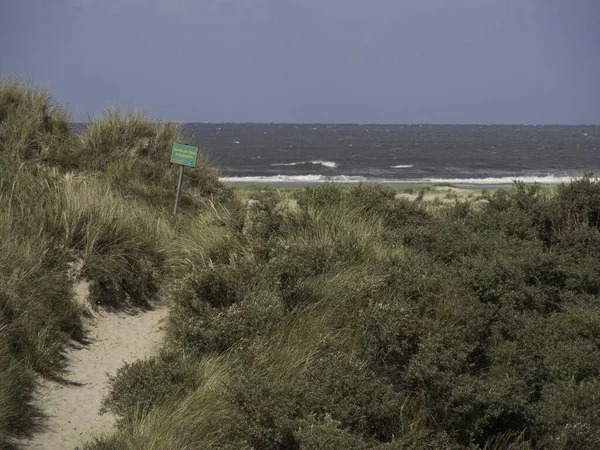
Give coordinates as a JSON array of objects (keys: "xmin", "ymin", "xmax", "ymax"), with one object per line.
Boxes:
[
  {"xmin": 418, "ymin": 175, "xmax": 581, "ymax": 185},
  {"xmin": 221, "ymin": 175, "xmax": 366, "ymax": 183},
  {"xmin": 391, "ymin": 165, "xmax": 414, "ymax": 169},
  {"xmin": 221, "ymin": 174, "xmax": 586, "ymax": 185},
  {"xmin": 271, "ymin": 160, "xmax": 338, "ymax": 168}
]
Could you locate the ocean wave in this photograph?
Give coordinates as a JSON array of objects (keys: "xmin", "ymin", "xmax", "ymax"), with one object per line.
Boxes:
[
  {"xmin": 220, "ymin": 175, "xmax": 366, "ymax": 183},
  {"xmin": 271, "ymin": 160, "xmax": 338, "ymax": 168},
  {"xmin": 221, "ymin": 174, "xmax": 587, "ymax": 185},
  {"xmin": 391, "ymin": 165, "xmax": 414, "ymax": 169},
  {"xmin": 419, "ymin": 175, "xmax": 581, "ymax": 185}
]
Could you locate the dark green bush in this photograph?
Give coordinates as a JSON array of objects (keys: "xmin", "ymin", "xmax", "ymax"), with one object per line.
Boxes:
[
  {"xmin": 400, "ymin": 218, "xmax": 480, "ymax": 263},
  {"xmin": 294, "ymin": 183, "xmax": 345, "ymax": 209},
  {"xmin": 269, "ymin": 238, "xmax": 365, "ymax": 309},
  {"xmin": 98, "ymin": 179, "xmax": 600, "ymax": 449},
  {"xmin": 297, "ymin": 348, "xmax": 404, "ymax": 442},
  {"xmin": 101, "ymin": 351, "xmax": 199, "ymax": 422},
  {"xmin": 245, "ymin": 191, "xmax": 285, "ymax": 251},
  {"xmin": 168, "ymin": 253, "xmax": 283, "ymax": 355},
  {"xmin": 555, "ymin": 174, "xmax": 600, "ymax": 230},
  {"xmin": 532, "ymin": 379, "xmax": 600, "ymax": 450},
  {"xmin": 230, "ymin": 344, "xmax": 405, "ymax": 448},
  {"xmin": 361, "ymin": 298, "xmax": 423, "ymax": 380},
  {"xmin": 345, "ymin": 184, "xmax": 430, "ymax": 229},
  {"xmin": 295, "ymin": 416, "xmax": 374, "ymax": 450},
  {"xmin": 169, "ymin": 289, "xmax": 283, "ymax": 355},
  {"xmin": 176, "ymin": 254, "xmax": 265, "ymax": 309}
]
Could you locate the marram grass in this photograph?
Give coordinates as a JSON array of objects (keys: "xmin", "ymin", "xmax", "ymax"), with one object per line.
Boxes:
[{"xmin": 0, "ymin": 78, "xmax": 223, "ymax": 447}]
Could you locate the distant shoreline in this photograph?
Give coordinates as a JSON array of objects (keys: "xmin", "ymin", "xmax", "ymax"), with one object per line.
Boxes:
[
  {"xmin": 218, "ymin": 174, "xmax": 589, "ymax": 187},
  {"xmin": 224, "ymin": 180, "xmax": 511, "ymax": 190}
]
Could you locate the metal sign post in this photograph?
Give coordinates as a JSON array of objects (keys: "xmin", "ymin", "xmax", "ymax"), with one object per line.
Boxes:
[
  {"xmin": 170, "ymin": 143, "xmax": 199, "ymax": 215},
  {"xmin": 173, "ymin": 165, "xmax": 185, "ymax": 215}
]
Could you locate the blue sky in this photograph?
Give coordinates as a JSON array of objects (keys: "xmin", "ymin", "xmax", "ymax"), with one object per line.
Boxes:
[{"xmin": 1, "ymin": 0, "xmax": 599, "ymax": 123}]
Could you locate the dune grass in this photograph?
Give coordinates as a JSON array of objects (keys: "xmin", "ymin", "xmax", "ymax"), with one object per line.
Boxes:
[
  {"xmin": 0, "ymin": 77, "xmax": 73, "ymax": 167},
  {"xmin": 77, "ymin": 108, "xmax": 228, "ymax": 211},
  {"xmin": 0, "ymin": 79, "xmax": 82, "ymax": 445},
  {"xmin": 0, "ymin": 78, "xmax": 225, "ymax": 447}
]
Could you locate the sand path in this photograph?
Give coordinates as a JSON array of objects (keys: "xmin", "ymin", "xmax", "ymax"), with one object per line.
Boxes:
[{"xmin": 22, "ymin": 296, "xmax": 167, "ymax": 450}]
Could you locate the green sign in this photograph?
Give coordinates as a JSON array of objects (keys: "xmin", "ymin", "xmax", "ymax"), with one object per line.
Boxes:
[{"xmin": 171, "ymin": 143, "xmax": 198, "ymax": 167}]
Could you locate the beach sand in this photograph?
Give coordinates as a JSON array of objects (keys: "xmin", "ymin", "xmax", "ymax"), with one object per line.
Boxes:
[{"xmin": 19, "ymin": 281, "xmax": 167, "ymax": 450}]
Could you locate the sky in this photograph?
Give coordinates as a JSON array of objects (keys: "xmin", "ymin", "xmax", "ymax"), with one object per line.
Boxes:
[{"xmin": 0, "ymin": 0, "xmax": 599, "ymax": 124}]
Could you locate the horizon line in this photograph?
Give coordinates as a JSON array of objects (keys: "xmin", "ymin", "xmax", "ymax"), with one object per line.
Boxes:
[{"xmin": 70, "ymin": 121, "xmax": 600, "ymax": 126}]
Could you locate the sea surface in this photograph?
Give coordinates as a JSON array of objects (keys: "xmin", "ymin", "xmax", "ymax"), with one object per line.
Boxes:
[{"xmin": 182, "ymin": 124, "xmax": 600, "ymax": 186}]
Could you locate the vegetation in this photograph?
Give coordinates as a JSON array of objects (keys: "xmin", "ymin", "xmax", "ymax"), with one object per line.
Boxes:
[
  {"xmin": 0, "ymin": 78, "xmax": 224, "ymax": 448},
  {"xmin": 2, "ymin": 78, "xmax": 600, "ymax": 449},
  {"xmin": 91, "ymin": 178, "xmax": 600, "ymax": 449}
]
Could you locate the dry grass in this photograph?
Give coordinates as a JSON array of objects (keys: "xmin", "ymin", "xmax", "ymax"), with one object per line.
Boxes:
[{"xmin": 0, "ymin": 78, "xmax": 224, "ymax": 447}]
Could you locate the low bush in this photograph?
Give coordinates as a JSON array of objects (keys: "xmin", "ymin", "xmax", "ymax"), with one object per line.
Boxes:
[
  {"xmin": 101, "ymin": 351, "xmax": 199, "ymax": 422},
  {"xmin": 91, "ymin": 179, "xmax": 600, "ymax": 449},
  {"xmin": 294, "ymin": 182, "xmax": 345, "ymax": 209},
  {"xmin": 555, "ymin": 174, "xmax": 600, "ymax": 230},
  {"xmin": 230, "ymin": 345, "xmax": 405, "ymax": 448},
  {"xmin": 169, "ymin": 286, "xmax": 283, "ymax": 355},
  {"xmin": 532, "ymin": 379, "xmax": 600, "ymax": 450}
]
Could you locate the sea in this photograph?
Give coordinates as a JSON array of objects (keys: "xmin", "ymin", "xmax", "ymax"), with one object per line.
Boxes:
[{"xmin": 182, "ymin": 124, "xmax": 600, "ymax": 186}]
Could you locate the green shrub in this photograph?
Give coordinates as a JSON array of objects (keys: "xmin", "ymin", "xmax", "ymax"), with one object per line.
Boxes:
[
  {"xmin": 295, "ymin": 415, "xmax": 374, "ymax": 450},
  {"xmin": 243, "ymin": 190, "xmax": 287, "ymax": 258},
  {"xmin": 555, "ymin": 174, "xmax": 600, "ymax": 230},
  {"xmin": 230, "ymin": 343, "xmax": 405, "ymax": 448},
  {"xmin": 101, "ymin": 351, "xmax": 199, "ymax": 422},
  {"xmin": 269, "ymin": 237, "xmax": 365, "ymax": 309},
  {"xmin": 400, "ymin": 218, "xmax": 480, "ymax": 263},
  {"xmin": 474, "ymin": 183, "xmax": 552, "ymax": 242},
  {"xmin": 169, "ymin": 288, "xmax": 283, "ymax": 355},
  {"xmin": 294, "ymin": 183, "xmax": 345, "ymax": 209},
  {"xmin": 532, "ymin": 379, "xmax": 600, "ymax": 450},
  {"xmin": 347, "ymin": 184, "xmax": 397, "ymax": 216},
  {"xmin": 361, "ymin": 298, "xmax": 423, "ymax": 380}
]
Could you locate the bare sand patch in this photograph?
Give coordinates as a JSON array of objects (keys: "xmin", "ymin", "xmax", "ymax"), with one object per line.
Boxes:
[
  {"xmin": 21, "ymin": 306, "xmax": 167, "ymax": 450},
  {"xmin": 395, "ymin": 187, "xmax": 484, "ymax": 203}
]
